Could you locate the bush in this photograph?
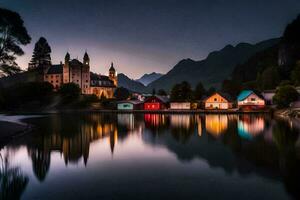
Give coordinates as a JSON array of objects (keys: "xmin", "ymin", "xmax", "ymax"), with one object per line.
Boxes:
[
  {"xmin": 59, "ymin": 83, "xmax": 81, "ymax": 100},
  {"xmin": 114, "ymin": 87, "xmax": 130, "ymax": 100},
  {"xmin": 2, "ymin": 82, "xmax": 53, "ymax": 107},
  {"xmin": 273, "ymin": 85, "xmax": 299, "ymax": 108}
]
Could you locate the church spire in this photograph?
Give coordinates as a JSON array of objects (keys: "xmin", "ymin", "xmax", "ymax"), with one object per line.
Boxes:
[{"xmin": 83, "ymin": 51, "xmax": 90, "ymax": 65}]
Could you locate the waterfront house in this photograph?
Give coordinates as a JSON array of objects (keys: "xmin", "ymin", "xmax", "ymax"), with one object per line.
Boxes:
[
  {"xmin": 117, "ymin": 100, "xmax": 142, "ymax": 110},
  {"xmin": 170, "ymin": 102, "xmax": 191, "ymax": 110},
  {"xmin": 237, "ymin": 90, "xmax": 265, "ymax": 110},
  {"xmin": 204, "ymin": 92, "xmax": 232, "ymax": 110},
  {"xmin": 143, "ymin": 95, "xmax": 169, "ymax": 110}
]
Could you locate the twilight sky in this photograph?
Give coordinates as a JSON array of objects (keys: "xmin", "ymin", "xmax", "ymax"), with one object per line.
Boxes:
[{"xmin": 1, "ymin": 0, "xmax": 300, "ymax": 79}]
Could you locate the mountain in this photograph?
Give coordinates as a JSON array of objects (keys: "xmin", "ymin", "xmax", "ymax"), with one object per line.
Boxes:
[
  {"xmin": 118, "ymin": 73, "xmax": 146, "ymax": 93},
  {"xmin": 136, "ymin": 72, "xmax": 163, "ymax": 86},
  {"xmin": 147, "ymin": 38, "xmax": 280, "ymax": 92}
]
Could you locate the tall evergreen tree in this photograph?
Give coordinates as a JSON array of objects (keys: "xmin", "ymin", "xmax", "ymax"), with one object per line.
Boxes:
[
  {"xmin": 29, "ymin": 37, "xmax": 51, "ymax": 69},
  {"xmin": 0, "ymin": 8, "xmax": 31, "ymax": 76},
  {"xmin": 193, "ymin": 82, "xmax": 206, "ymax": 100}
]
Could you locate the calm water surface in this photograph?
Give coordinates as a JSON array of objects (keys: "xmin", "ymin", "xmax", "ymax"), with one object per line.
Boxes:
[{"xmin": 1, "ymin": 113, "xmax": 300, "ymax": 200}]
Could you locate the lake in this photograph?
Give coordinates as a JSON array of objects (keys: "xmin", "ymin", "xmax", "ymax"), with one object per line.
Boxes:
[{"xmin": 1, "ymin": 113, "xmax": 300, "ymax": 200}]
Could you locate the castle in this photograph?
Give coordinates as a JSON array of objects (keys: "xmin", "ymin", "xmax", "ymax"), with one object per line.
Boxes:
[{"xmin": 43, "ymin": 52, "xmax": 117, "ymax": 98}]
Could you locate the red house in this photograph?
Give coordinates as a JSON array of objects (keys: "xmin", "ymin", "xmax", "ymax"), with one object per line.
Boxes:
[{"xmin": 143, "ymin": 95, "xmax": 169, "ymax": 110}]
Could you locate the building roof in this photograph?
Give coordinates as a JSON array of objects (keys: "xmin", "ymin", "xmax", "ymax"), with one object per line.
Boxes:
[
  {"xmin": 117, "ymin": 100, "xmax": 142, "ymax": 105},
  {"xmin": 237, "ymin": 90, "xmax": 263, "ymax": 101},
  {"xmin": 204, "ymin": 92, "xmax": 232, "ymax": 102},
  {"xmin": 46, "ymin": 64, "xmax": 63, "ymax": 74},
  {"xmin": 144, "ymin": 95, "xmax": 169, "ymax": 103},
  {"xmin": 109, "ymin": 62, "xmax": 115, "ymax": 72},
  {"xmin": 69, "ymin": 59, "xmax": 83, "ymax": 66},
  {"xmin": 90, "ymin": 72, "xmax": 115, "ymax": 87}
]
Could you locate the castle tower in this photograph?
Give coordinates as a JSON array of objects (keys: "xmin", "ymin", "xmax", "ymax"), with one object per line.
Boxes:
[
  {"xmin": 83, "ymin": 51, "xmax": 90, "ymax": 66},
  {"xmin": 82, "ymin": 51, "xmax": 90, "ymax": 94},
  {"xmin": 109, "ymin": 62, "xmax": 118, "ymax": 86},
  {"xmin": 63, "ymin": 52, "xmax": 70, "ymax": 83}
]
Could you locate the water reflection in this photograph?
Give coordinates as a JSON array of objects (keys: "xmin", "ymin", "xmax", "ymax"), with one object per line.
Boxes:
[
  {"xmin": 238, "ymin": 115, "xmax": 265, "ymax": 140},
  {"xmin": 205, "ymin": 115, "xmax": 229, "ymax": 137},
  {"xmin": 1, "ymin": 113, "xmax": 300, "ymax": 199},
  {"xmin": 0, "ymin": 151, "xmax": 28, "ymax": 200}
]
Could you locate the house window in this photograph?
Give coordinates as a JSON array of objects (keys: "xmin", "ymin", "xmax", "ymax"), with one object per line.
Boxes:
[
  {"xmin": 214, "ymin": 98, "xmax": 217, "ymax": 101},
  {"xmin": 251, "ymin": 98, "xmax": 256, "ymax": 101}
]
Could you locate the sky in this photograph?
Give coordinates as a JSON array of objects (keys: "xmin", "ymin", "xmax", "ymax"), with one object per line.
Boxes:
[{"xmin": 1, "ymin": 0, "xmax": 300, "ymax": 79}]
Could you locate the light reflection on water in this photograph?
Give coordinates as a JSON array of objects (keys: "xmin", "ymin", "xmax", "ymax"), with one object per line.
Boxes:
[{"xmin": 1, "ymin": 113, "xmax": 300, "ymax": 200}]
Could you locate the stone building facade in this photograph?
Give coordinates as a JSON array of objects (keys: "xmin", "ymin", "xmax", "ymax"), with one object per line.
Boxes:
[{"xmin": 43, "ymin": 52, "xmax": 117, "ymax": 98}]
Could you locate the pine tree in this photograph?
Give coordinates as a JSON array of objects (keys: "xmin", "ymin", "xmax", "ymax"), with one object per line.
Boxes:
[
  {"xmin": 29, "ymin": 37, "xmax": 51, "ymax": 69},
  {"xmin": 0, "ymin": 8, "xmax": 31, "ymax": 76}
]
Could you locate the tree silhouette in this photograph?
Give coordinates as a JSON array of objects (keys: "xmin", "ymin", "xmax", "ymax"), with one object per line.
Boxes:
[
  {"xmin": 0, "ymin": 8, "xmax": 31, "ymax": 76},
  {"xmin": 29, "ymin": 37, "xmax": 52, "ymax": 70}
]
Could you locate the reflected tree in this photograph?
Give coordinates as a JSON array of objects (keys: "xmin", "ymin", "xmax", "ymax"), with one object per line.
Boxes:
[
  {"xmin": 0, "ymin": 152, "xmax": 28, "ymax": 200},
  {"xmin": 29, "ymin": 149, "xmax": 50, "ymax": 182}
]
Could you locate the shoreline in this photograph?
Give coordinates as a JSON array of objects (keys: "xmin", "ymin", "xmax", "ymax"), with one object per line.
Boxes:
[
  {"xmin": 0, "ymin": 115, "xmax": 35, "ymax": 149},
  {"xmin": 1, "ymin": 108, "xmax": 272, "ymax": 115}
]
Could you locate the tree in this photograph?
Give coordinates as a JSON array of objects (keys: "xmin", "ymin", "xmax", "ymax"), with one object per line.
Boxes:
[
  {"xmin": 152, "ymin": 88, "xmax": 156, "ymax": 96},
  {"xmin": 58, "ymin": 83, "xmax": 81, "ymax": 99},
  {"xmin": 206, "ymin": 87, "xmax": 216, "ymax": 96},
  {"xmin": 291, "ymin": 63, "xmax": 300, "ymax": 86},
  {"xmin": 273, "ymin": 85, "xmax": 299, "ymax": 108},
  {"xmin": 114, "ymin": 87, "xmax": 130, "ymax": 100},
  {"xmin": 170, "ymin": 83, "xmax": 181, "ymax": 101},
  {"xmin": 221, "ymin": 79, "xmax": 242, "ymax": 98},
  {"xmin": 29, "ymin": 37, "xmax": 51, "ymax": 69},
  {"xmin": 0, "ymin": 8, "xmax": 31, "ymax": 76},
  {"xmin": 157, "ymin": 89, "xmax": 167, "ymax": 96},
  {"xmin": 170, "ymin": 81, "xmax": 192, "ymax": 101},
  {"xmin": 193, "ymin": 82, "xmax": 206, "ymax": 100},
  {"xmin": 258, "ymin": 67, "xmax": 280, "ymax": 90},
  {"xmin": 180, "ymin": 81, "xmax": 192, "ymax": 100}
]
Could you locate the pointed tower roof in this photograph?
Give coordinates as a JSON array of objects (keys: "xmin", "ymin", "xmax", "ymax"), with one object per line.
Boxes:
[
  {"xmin": 83, "ymin": 51, "xmax": 89, "ymax": 60},
  {"xmin": 109, "ymin": 62, "xmax": 115, "ymax": 72},
  {"xmin": 65, "ymin": 52, "xmax": 70, "ymax": 60}
]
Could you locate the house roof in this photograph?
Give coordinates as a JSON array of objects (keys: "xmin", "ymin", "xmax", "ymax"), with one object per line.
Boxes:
[
  {"xmin": 90, "ymin": 72, "xmax": 115, "ymax": 87},
  {"xmin": 117, "ymin": 100, "xmax": 142, "ymax": 105},
  {"xmin": 204, "ymin": 92, "xmax": 232, "ymax": 102},
  {"xmin": 144, "ymin": 95, "xmax": 169, "ymax": 103},
  {"xmin": 46, "ymin": 64, "xmax": 63, "ymax": 74},
  {"xmin": 237, "ymin": 90, "xmax": 264, "ymax": 101}
]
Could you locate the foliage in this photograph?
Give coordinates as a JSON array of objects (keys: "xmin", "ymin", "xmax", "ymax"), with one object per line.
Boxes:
[
  {"xmin": 273, "ymin": 85, "xmax": 299, "ymax": 108},
  {"xmin": 231, "ymin": 45, "xmax": 279, "ymax": 83},
  {"xmin": 221, "ymin": 79, "xmax": 242, "ymax": 98},
  {"xmin": 283, "ymin": 14, "xmax": 300, "ymax": 47},
  {"xmin": 279, "ymin": 80, "xmax": 293, "ymax": 87},
  {"xmin": 257, "ymin": 67, "xmax": 280, "ymax": 90},
  {"xmin": 0, "ymin": 8, "xmax": 31, "ymax": 76},
  {"xmin": 170, "ymin": 81, "xmax": 192, "ymax": 101},
  {"xmin": 58, "ymin": 83, "xmax": 81, "ymax": 100},
  {"xmin": 0, "ymin": 153, "xmax": 29, "ymax": 200},
  {"xmin": 152, "ymin": 88, "xmax": 156, "ymax": 96},
  {"xmin": 1, "ymin": 82, "xmax": 53, "ymax": 108},
  {"xmin": 29, "ymin": 37, "xmax": 51, "ymax": 69},
  {"xmin": 291, "ymin": 63, "xmax": 300, "ymax": 86},
  {"xmin": 157, "ymin": 89, "xmax": 167, "ymax": 96},
  {"xmin": 114, "ymin": 87, "xmax": 130, "ymax": 100},
  {"xmin": 193, "ymin": 82, "xmax": 206, "ymax": 100},
  {"xmin": 206, "ymin": 87, "xmax": 216, "ymax": 96}
]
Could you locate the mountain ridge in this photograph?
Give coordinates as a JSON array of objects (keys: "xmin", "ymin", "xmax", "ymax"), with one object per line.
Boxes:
[{"xmin": 146, "ymin": 38, "xmax": 280, "ymax": 92}]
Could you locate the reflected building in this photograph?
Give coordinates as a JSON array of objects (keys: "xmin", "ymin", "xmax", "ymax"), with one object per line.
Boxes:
[
  {"xmin": 237, "ymin": 115, "xmax": 265, "ymax": 140},
  {"xmin": 205, "ymin": 115, "xmax": 228, "ymax": 137}
]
